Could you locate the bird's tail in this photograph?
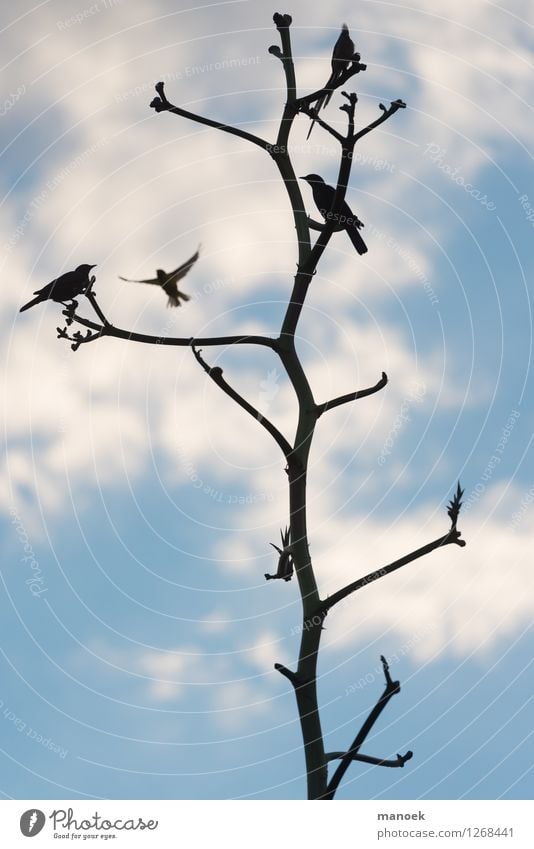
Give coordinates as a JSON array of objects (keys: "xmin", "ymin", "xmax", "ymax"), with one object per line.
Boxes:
[
  {"xmin": 346, "ymin": 222, "xmax": 368, "ymax": 255},
  {"xmin": 306, "ymin": 86, "xmax": 331, "ymax": 140},
  {"xmin": 306, "ymin": 118, "xmax": 317, "ymax": 141},
  {"xmin": 167, "ymin": 292, "xmax": 191, "ymax": 307},
  {"xmin": 322, "ymin": 86, "xmax": 335, "ymax": 110},
  {"xmin": 19, "ymin": 295, "xmax": 42, "ymax": 313}
]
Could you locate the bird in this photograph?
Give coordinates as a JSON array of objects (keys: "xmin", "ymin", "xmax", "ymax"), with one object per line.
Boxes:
[
  {"xmin": 118, "ymin": 247, "xmax": 200, "ymax": 307},
  {"xmin": 19, "ymin": 264, "xmax": 97, "ymax": 312},
  {"xmin": 307, "ymin": 23, "xmax": 356, "ymax": 139},
  {"xmin": 301, "ymin": 174, "xmax": 368, "ymax": 254}
]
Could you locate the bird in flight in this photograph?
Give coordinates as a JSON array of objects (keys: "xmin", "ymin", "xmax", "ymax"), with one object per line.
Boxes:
[
  {"xmin": 119, "ymin": 247, "xmax": 200, "ymax": 307},
  {"xmin": 307, "ymin": 23, "xmax": 356, "ymax": 139},
  {"xmin": 301, "ymin": 174, "xmax": 368, "ymax": 255},
  {"xmin": 19, "ymin": 264, "xmax": 97, "ymax": 312}
]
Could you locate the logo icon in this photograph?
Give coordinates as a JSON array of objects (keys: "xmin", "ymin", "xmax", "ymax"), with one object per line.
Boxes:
[{"xmin": 20, "ymin": 809, "xmax": 45, "ymax": 837}]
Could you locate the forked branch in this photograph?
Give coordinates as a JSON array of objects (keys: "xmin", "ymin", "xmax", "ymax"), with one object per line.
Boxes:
[
  {"xmin": 353, "ymin": 98, "xmax": 406, "ymax": 143},
  {"xmin": 324, "ymin": 655, "xmax": 409, "ymax": 798},
  {"xmin": 297, "ymin": 103, "xmax": 345, "ymax": 143}
]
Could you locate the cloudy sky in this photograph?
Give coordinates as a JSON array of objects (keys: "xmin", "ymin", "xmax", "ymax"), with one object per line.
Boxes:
[{"xmin": 1, "ymin": 0, "xmax": 533, "ymax": 800}]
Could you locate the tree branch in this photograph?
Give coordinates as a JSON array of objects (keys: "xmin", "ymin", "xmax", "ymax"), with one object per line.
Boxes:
[
  {"xmin": 268, "ymin": 14, "xmax": 312, "ymax": 270},
  {"xmin": 324, "ymin": 655, "xmax": 404, "ymax": 798},
  {"xmin": 280, "ymin": 95, "xmax": 407, "ymax": 341},
  {"xmin": 307, "ymin": 215, "xmax": 344, "ymax": 232},
  {"xmin": 316, "ymin": 371, "xmax": 388, "ymax": 417},
  {"xmin": 190, "ymin": 344, "xmax": 293, "ymax": 459},
  {"xmin": 84, "ymin": 279, "xmax": 111, "ymax": 327},
  {"xmin": 271, "ymin": 13, "xmax": 309, "ymax": 155},
  {"xmin": 352, "ymin": 98, "xmax": 406, "ymax": 143},
  {"xmin": 281, "ymin": 96, "xmax": 359, "ymax": 341},
  {"xmin": 65, "ymin": 306, "xmax": 277, "ymax": 350},
  {"xmin": 322, "ymin": 527, "xmax": 465, "ymax": 615},
  {"xmin": 326, "ymin": 750, "xmax": 413, "ymax": 768},
  {"xmin": 298, "ymin": 102, "xmax": 345, "ymax": 143},
  {"xmin": 56, "ymin": 324, "xmax": 105, "ymax": 351},
  {"xmin": 341, "ymin": 90, "xmax": 358, "ymax": 136},
  {"xmin": 150, "ymin": 81, "xmax": 271, "ymax": 151},
  {"xmin": 274, "ymin": 662, "xmax": 301, "ymax": 687},
  {"xmin": 304, "ymin": 93, "xmax": 358, "ymax": 259}
]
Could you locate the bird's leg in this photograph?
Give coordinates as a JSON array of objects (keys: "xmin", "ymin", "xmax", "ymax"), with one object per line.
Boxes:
[{"xmin": 84, "ymin": 274, "xmax": 97, "ymax": 295}]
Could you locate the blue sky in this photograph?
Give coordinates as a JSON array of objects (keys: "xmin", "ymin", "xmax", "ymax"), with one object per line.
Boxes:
[{"xmin": 1, "ymin": 0, "xmax": 533, "ymax": 800}]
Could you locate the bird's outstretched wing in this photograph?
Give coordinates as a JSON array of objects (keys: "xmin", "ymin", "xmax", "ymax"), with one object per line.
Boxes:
[
  {"xmin": 118, "ymin": 275, "xmax": 160, "ymax": 285},
  {"xmin": 166, "ymin": 247, "xmax": 201, "ymax": 284}
]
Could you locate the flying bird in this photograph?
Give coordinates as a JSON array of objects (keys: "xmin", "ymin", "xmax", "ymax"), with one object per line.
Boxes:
[
  {"xmin": 301, "ymin": 174, "xmax": 368, "ymax": 255},
  {"xmin": 307, "ymin": 23, "xmax": 356, "ymax": 139},
  {"xmin": 119, "ymin": 247, "xmax": 200, "ymax": 307},
  {"xmin": 19, "ymin": 264, "xmax": 97, "ymax": 312}
]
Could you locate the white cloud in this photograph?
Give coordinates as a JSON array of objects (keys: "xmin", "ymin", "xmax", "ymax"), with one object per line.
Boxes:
[{"xmin": 84, "ymin": 634, "xmax": 287, "ymax": 732}]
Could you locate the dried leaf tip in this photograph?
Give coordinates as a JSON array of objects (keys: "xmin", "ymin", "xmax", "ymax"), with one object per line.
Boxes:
[
  {"xmin": 265, "ymin": 526, "xmax": 293, "ymax": 582},
  {"xmin": 447, "ymin": 481, "xmax": 464, "ymax": 528}
]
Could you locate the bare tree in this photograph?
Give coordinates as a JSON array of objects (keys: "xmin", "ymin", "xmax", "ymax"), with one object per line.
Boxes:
[{"xmin": 43, "ymin": 13, "xmax": 466, "ymax": 800}]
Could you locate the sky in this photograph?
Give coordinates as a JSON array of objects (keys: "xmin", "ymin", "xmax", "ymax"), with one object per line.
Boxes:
[{"xmin": 1, "ymin": 0, "xmax": 533, "ymax": 801}]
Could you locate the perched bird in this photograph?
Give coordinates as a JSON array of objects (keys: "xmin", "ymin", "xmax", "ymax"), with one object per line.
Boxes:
[
  {"xmin": 307, "ymin": 23, "xmax": 356, "ymax": 139},
  {"xmin": 301, "ymin": 174, "xmax": 368, "ymax": 255},
  {"xmin": 19, "ymin": 264, "xmax": 97, "ymax": 312},
  {"xmin": 119, "ymin": 247, "xmax": 200, "ymax": 308},
  {"xmin": 265, "ymin": 527, "xmax": 294, "ymax": 582}
]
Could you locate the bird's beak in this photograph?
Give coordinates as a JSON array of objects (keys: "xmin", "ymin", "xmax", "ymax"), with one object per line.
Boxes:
[{"xmin": 89, "ymin": 264, "xmax": 97, "ymax": 269}]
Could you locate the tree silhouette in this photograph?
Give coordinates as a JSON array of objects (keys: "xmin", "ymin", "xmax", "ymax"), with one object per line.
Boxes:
[{"xmin": 30, "ymin": 13, "xmax": 466, "ymax": 800}]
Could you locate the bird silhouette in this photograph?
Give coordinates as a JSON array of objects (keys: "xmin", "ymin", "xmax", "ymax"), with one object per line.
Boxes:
[
  {"xmin": 301, "ymin": 174, "xmax": 368, "ymax": 255},
  {"xmin": 19, "ymin": 264, "xmax": 97, "ymax": 312},
  {"xmin": 307, "ymin": 23, "xmax": 356, "ymax": 139},
  {"xmin": 119, "ymin": 247, "xmax": 200, "ymax": 307}
]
